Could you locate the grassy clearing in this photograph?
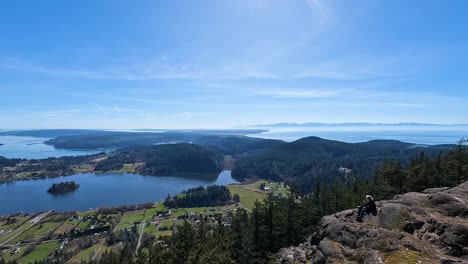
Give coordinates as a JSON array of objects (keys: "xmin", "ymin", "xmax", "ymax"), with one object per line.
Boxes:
[
  {"xmin": 1, "ymin": 245, "xmax": 27, "ymax": 263},
  {"xmin": 0, "ymin": 216, "xmax": 30, "ymax": 231},
  {"xmin": 77, "ymin": 211, "xmax": 97, "ymax": 218},
  {"xmin": 228, "ymin": 184, "xmax": 266, "ymax": 210},
  {"xmin": 145, "ymin": 207, "xmax": 159, "ymax": 219},
  {"xmin": 68, "ymin": 239, "xmax": 114, "ymax": 263},
  {"xmin": 18, "ymin": 241, "xmax": 60, "ymax": 264},
  {"xmin": 54, "ymin": 222, "xmax": 76, "ymax": 236},
  {"xmin": 144, "ymin": 223, "xmax": 158, "ymax": 234},
  {"xmin": 12, "ymin": 221, "xmax": 61, "ymax": 243},
  {"xmin": 0, "ymin": 220, "xmax": 33, "ymax": 244},
  {"xmin": 115, "ymin": 211, "xmax": 145, "ymax": 230},
  {"xmin": 227, "ymin": 180, "xmax": 288, "ymax": 210},
  {"xmin": 76, "ymin": 220, "xmax": 91, "ymax": 230},
  {"xmin": 157, "ymin": 230, "xmax": 172, "ymax": 237},
  {"xmin": 118, "ymin": 163, "xmax": 138, "ymax": 173},
  {"xmin": 69, "ymin": 243, "xmax": 102, "ymax": 263},
  {"xmin": 243, "ymin": 180, "xmax": 289, "ymax": 197},
  {"xmin": 94, "ymin": 244, "xmax": 116, "ymax": 260},
  {"xmin": 72, "ymin": 164, "xmax": 94, "ymax": 173},
  {"xmin": 159, "ymin": 221, "xmax": 175, "ymax": 229}
]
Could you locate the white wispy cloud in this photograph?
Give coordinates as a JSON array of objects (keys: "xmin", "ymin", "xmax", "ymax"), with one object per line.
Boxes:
[
  {"xmin": 172, "ymin": 112, "xmax": 211, "ymax": 119},
  {"xmin": 0, "ymin": 0, "xmax": 441, "ymax": 85},
  {"xmin": 95, "ymin": 104, "xmax": 136, "ymax": 115},
  {"xmin": 255, "ymin": 88, "xmax": 342, "ymax": 98},
  {"xmin": 96, "ymin": 104, "xmax": 106, "ymax": 114},
  {"xmin": 0, "ymin": 60, "xmax": 208, "ymax": 81},
  {"xmin": 0, "ymin": 52, "xmax": 424, "ymax": 82},
  {"xmin": 30, "ymin": 109, "xmax": 81, "ymax": 117},
  {"xmin": 0, "ymin": 109, "xmax": 81, "ymax": 121}
]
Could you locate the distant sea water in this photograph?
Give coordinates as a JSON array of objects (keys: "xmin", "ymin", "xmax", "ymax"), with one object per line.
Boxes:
[
  {"xmin": 0, "ymin": 136, "xmax": 110, "ymax": 159},
  {"xmin": 249, "ymin": 127, "xmax": 468, "ymax": 145}
]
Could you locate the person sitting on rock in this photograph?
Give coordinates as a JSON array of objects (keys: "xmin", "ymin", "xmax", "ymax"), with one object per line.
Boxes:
[{"xmin": 356, "ymin": 195, "xmax": 377, "ymax": 222}]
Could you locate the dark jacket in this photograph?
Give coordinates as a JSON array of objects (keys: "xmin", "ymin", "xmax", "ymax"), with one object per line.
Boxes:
[
  {"xmin": 367, "ymin": 200, "xmax": 376, "ymax": 212},
  {"xmin": 361, "ymin": 200, "xmax": 376, "ymax": 212}
]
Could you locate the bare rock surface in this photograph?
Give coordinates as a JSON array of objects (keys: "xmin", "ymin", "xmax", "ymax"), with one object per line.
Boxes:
[{"xmin": 277, "ymin": 181, "xmax": 468, "ymax": 264}]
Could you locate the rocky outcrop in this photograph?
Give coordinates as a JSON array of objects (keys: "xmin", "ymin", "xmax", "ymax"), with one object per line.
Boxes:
[{"xmin": 277, "ymin": 181, "xmax": 468, "ymax": 264}]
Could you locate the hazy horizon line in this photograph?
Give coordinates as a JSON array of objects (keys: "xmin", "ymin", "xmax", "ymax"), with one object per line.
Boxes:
[{"xmin": 2, "ymin": 122, "xmax": 468, "ymax": 132}]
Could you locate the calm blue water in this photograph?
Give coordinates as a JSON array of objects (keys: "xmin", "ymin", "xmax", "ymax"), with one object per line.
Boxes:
[
  {"xmin": 0, "ymin": 170, "xmax": 238, "ymax": 215},
  {"xmin": 0, "ymin": 136, "xmax": 110, "ymax": 159},
  {"xmin": 250, "ymin": 128, "xmax": 468, "ymax": 145}
]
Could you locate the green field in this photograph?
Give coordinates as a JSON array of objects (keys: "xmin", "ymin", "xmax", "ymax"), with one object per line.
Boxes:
[
  {"xmin": 157, "ymin": 230, "xmax": 172, "ymax": 237},
  {"xmin": 228, "ymin": 184, "xmax": 267, "ymax": 210},
  {"xmin": 77, "ymin": 211, "xmax": 96, "ymax": 217},
  {"xmin": 18, "ymin": 241, "xmax": 60, "ymax": 264},
  {"xmin": 69, "ymin": 243, "xmax": 102, "ymax": 263},
  {"xmin": 54, "ymin": 221, "xmax": 78, "ymax": 236},
  {"xmin": 144, "ymin": 223, "xmax": 158, "ymax": 234},
  {"xmin": 251, "ymin": 180, "xmax": 289, "ymax": 197},
  {"xmin": 1, "ymin": 245, "xmax": 27, "ymax": 263},
  {"xmin": 72, "ymin": 164, "xmax": 94, "ymax": 173},
  {"xmin": 0, "ymin": 216, "xmax": 30, "ymax": 232},
  {"xmin": 118, "ymin": 163, "xmax": 138, "ymax": 173},
  {"xmin": 0, "ymin": 220, "xmax": 33, "ymax": 244},
  {"xmin": 227, "ymin": 180, "xmax": 288, "ymax": 210},
  {"xmin": 12, "ymin": 221, "xmax": 62, "ymax": 243},
  {"xmin": 76, "ymin": 220, "xmax": 92, "ymax": 230},
  {"xmin": 115, "ymin": 211, "xmax": 145, "ymax": 230}
]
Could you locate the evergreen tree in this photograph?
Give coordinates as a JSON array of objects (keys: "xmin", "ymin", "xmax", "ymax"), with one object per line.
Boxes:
[{"xmin": 171, "ymin": 221, "xmax": 195, "ymax": 264}]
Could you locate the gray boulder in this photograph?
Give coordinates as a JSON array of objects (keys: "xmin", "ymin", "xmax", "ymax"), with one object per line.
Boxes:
[{"xmin": 277, "ymin": 181, "xmax": 468, "ymax": 264}]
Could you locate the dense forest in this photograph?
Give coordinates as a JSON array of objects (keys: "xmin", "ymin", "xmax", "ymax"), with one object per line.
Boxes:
[
  {"xmin": 163, "ymin": 185, "xmax": 232, "ymax": 208},
  {"xmin": 232, "ymin": 137, "xmax": 453, "ymax": 192},
  {"xmin": 95, "ymin": 143, "xmax": 223, "ymax": 175}
]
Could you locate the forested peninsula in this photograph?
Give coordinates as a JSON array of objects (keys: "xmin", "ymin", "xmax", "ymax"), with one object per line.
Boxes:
[{"xmin": 0, "ymin": 143, "xmax": 223, "ymax": 183}]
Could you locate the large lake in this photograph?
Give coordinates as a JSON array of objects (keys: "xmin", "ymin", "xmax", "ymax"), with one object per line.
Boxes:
[
  {"xmin": 0, "ymin": 170, "xmax": 238, "ymax": 215},
  {"xmin": 0, "ymin": 136, "xmax": 109, "ymax": 159}
]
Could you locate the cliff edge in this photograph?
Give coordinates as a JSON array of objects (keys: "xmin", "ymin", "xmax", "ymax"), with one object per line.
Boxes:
[{"xmin": 277, "ymin": 181, "xmax": 468, "ymax": 264}]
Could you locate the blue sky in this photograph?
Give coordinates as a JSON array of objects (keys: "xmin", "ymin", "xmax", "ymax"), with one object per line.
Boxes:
[{"xmin": 0, "ymin": 0, "xmax": 467, "ymax": 129}]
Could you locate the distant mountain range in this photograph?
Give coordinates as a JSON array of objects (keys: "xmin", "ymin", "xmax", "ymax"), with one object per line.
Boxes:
[{"xmin": 243, "ymin": 122, "xmax": 468, "ymax": 128}]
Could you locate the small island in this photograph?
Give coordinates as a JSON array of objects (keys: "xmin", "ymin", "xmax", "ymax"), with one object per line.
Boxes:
[{"xmin": 47, "ymin": 181, "xmax": 80, "ymax": 194}]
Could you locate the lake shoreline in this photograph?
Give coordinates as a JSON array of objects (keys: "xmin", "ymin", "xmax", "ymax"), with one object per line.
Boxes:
[
  {"xmin": 0, "ymin": 169, "xmax": 223, "ymax": 185},
  {"xmin": 0, "ymin": 170, "xmax": 238, "ymax": 215}
]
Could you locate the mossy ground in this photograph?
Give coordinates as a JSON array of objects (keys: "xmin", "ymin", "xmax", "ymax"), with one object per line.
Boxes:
[{"xmin": 384, "ymin": 249, "xmax": 434, "ymax": 264}]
